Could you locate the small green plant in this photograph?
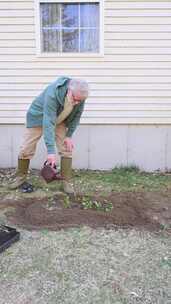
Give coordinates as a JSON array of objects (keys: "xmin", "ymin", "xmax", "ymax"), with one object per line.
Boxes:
[
  {"xmin": 82, "ymin": 197, "xmax": 94, "ymax": 209},
  {"xmin": 81, "ymin": 196, "xmax": 113, "ymax": 212},
  {"xmin": 160, "ymin": 257, "xmax": 171, "ymax": 268},
  {"xmin": 103, "ymin": 202, "xmax": 113, "ymax": 212},
  {"xmin": 112, "ymin": 165, "xmax": 140, "ymax": 174},
  {"xmin": 93, "ymin": 200, "xmax": 102, "ymax": 210},
  {"xmin": 160, "ymin": 223, "xmax": 171, "ymax": 231},
  {"xmin": 41, "ymin": 228, "xmax": 49, "ymax": 235},
  {"xmin": 63, "ymin": 195, "xmax": 70, "ymax": 208}
]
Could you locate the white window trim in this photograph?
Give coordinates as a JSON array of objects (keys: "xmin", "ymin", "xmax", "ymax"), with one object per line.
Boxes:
[{"xmin": 34, "ymin": 0, "xmax": 104, "ymax": 57}]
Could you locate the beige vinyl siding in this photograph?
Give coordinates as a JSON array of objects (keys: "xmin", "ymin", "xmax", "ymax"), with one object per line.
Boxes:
[{"xmin": 0, "ymin": 1, "xmax": 171, "ymax": 124}]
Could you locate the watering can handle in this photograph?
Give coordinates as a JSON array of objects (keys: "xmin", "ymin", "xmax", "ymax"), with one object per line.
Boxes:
[{"xmin": 44, "ymin": 161, "xmax": 56, "ymax": 170}]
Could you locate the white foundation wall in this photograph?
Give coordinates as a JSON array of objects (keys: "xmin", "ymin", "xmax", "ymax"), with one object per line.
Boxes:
[{"xmin": 0, "ymin": 124, "xmax": 171, "ymax": 172}]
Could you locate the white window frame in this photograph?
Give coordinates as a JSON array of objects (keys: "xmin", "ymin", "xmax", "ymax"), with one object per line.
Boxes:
[{"xmin": 35, "ymin": 0, "xmax": 104, "ymax": 57}]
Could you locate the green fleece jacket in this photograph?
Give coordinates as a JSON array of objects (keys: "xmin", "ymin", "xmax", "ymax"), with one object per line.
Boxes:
[{"xmin": 26, "ymin": 76, "xmax": 85, "ymax": 154}]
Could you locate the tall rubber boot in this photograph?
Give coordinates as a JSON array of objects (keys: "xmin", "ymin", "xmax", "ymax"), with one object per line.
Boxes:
[
  {"xmin": 9, "ymin": 159, "xmax": 30, "ymax": 190},
  {"xmin": 61, "ymin": 157, "xmax": 74, "ymax": 194}
]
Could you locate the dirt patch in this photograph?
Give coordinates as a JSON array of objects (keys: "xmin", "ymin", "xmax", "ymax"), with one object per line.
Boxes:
[{"xmin": 0, "ymin": 191, "xmax": 171, "ymax": 231}]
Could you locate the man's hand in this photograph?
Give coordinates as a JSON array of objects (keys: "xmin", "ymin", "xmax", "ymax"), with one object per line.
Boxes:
[
  {"xmin": 47, "ymin": 154, "xmax": 57, "ymax": 168},
  {"xmin": 63, "ymin": 137, "xmax": 74, "ymax": 152}
]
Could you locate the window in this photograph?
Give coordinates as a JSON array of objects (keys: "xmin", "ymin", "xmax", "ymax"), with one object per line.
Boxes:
[{"xmin": 36, "ymin": 1, "xmax": 101, "ymax": 54}]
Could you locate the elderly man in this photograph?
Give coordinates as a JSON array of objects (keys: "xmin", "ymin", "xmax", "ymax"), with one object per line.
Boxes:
[{"xmin": 9, "ymin": 76, "xmax": 89, "ymax": 194}]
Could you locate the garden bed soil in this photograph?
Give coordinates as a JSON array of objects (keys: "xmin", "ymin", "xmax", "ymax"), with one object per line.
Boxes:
[{"xmin": 0, "ymin": 191, "xmax": 171, "ymax": 231}]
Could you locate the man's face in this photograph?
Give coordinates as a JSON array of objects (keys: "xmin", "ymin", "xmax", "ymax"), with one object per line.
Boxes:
[{"xmin": 68, "ymin": 89, "xmax": 87, "ymax": 105}]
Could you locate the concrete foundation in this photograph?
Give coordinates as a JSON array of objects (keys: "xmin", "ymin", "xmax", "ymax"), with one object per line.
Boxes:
[{"xmin": 0, "ymin": 124, "xmax": 171, "ymax": 172}]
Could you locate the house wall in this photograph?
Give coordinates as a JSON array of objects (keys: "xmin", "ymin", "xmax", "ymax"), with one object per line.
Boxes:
[{"xmin": 0, "ymin": 1, "xmax": 171, "ymax": 171}]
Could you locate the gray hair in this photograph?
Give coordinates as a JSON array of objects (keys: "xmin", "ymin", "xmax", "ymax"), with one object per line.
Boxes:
[{"xmin": 68, "ymin": 78, "xmax": 89, "ymax": 98}]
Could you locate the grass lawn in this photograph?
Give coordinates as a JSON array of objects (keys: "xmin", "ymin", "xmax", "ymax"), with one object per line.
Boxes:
[{"xmin": 0, "ymin": 167, "xmax": 170, "ymax": 304}]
